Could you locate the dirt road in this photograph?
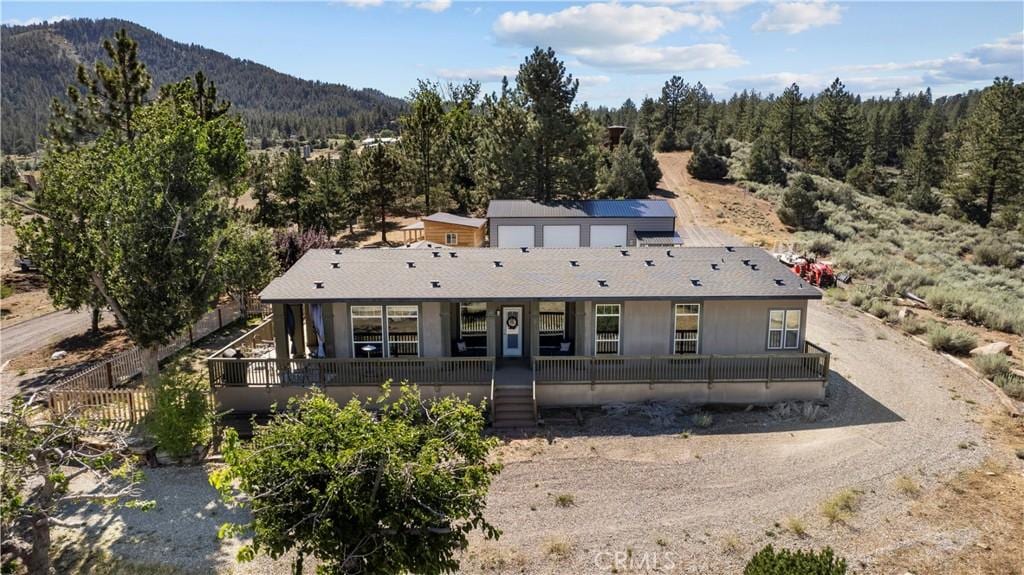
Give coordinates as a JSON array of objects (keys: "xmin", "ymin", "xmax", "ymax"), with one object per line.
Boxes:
[{"xmin": 0, "ymin": 308, "xmax": 108, "ymax": 365}]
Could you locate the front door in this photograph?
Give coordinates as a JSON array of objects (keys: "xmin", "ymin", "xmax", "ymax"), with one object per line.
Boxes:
[{"xmin": 502, "ymin": 306, "xmax": 523, "ymax": 357}]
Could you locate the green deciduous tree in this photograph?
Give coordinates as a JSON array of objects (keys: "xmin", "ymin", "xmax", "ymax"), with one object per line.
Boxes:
[
  {"xmin": 948, "ymin": 77, "xmax": 1024, "ymax": 226},
  {"xmin": 745, "ymin": 136, "xmax": 786, "ymax": 185},
  {"xmin": 210, "ymin": 386, "xmax": 502, "ymax": 575},
  {"xmin": 18, "ymin": 78, "xmax": 248, "ymax": 384},
  {"xmin": 217, "ymin": 222, "xmax": 279, "ymax": 317}
]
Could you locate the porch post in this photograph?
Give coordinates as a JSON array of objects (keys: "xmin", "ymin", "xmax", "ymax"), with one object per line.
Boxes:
[
  {"xmin": 529, "ymin": 303, "xmax": 540, "ymax": 358},
  {"xmin": 486, "ymin": 302, "xmax": 498, "ymax": 357},
  {"xmin": 440, "ymin": 303, "xmax": 452, "ymax": 357},
  {"xmin": 272, "ymin": 303, "xmax": 289, "ymax": 371},
  {"xmin": 575, "ymin": 302, "xmax": 587, "ymax": 356}
]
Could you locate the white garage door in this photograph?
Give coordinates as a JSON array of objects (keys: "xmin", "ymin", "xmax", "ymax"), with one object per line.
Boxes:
[
  {"xmin": 542, "ymin": 225, "xmax": 581, "ymax": 248},
  {"xmin": 590, "ymin": 225, "xmax": 628, "ymax": 247},
  {"xmin": 497, "ymin": 225, "xmax": 535, "ymax": 248}
]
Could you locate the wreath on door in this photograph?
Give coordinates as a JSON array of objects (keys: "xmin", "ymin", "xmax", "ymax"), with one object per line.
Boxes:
[{"xmin": 505, "ymin": 315, "xmax": 519, "ymax": 330}]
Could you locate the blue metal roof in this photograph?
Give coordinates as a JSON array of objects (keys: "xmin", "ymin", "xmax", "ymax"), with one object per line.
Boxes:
[{"xmin": 487, "ymin": 199, "xmax": 676, "ymax": 219}]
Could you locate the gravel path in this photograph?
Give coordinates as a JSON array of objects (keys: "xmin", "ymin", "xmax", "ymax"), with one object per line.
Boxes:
[{"xmin": 58, "ymin": 301, "xmax": 1001, "ymax": 574}]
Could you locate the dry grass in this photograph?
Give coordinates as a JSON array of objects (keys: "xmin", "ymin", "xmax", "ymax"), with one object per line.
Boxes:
[
  {"xmin": 543, "ymin": 536, "xmax": 572, "ymax": 560},
  {"xmin": 471, "ymin": 543, "xmax": 527, "ymax": 571},
  {"xmin": 894, "ymin": 474, "xmax": 922, "ymax": 498},
  {"xmin": 720, "ymin": 533, "xmax": 744, "ymax": 555},
  {"xmin": 553, "ymin": 493, "xmax": 575, "ymax": 508},
  {"xmin": 784, "ymin": 516, "xmax": 808, "ymax": 537},
  {"xmin": 820, "ymin": 488, "xmax": 861, "ymax": 525}
]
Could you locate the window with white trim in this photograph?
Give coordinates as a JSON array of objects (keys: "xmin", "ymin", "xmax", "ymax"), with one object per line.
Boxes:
[
  {"xmin": 674, "ymin": 304, "xmax": 700, "ymax": 354},
  {"xmin": 445, "ymin": 232, "xmax": 458, "ymax": 245},
  {"xmin": 768, "ymin": 309, "xmax": 802, "ymax": 350},
  {"xmin": 351, "ymin": 305, "xmax": 384, "ymax": 357},
  {"xmin": 595, "ymin": 304, "xmax": 621, "ymax": 355},
  {"xmin": 387, "ymin": 305, "xmax": 419, "ymax": 356}
]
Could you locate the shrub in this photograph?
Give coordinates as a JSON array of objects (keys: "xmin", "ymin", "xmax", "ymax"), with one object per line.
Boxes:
[
  {"xmin": 783, "ymin": 517, "xmax": 807, "ymax": 537},
  {"xmin": 543, "ymin": 537, "xmax": 572, "ymax": 560},
  {"xmin": 745, "ymin": 136, "xmax": 786, "ymax": 185},
  {"xmin": 973, "ymin": 241, "xmax": 1020, "ymax": 268},
  {"xmin": 899, "ymin": 316, "xmax": 928, "ymax": 335},
  {"xmin": 553, "ymin": 493, "xmax": 575, "ymax": 508},
  {"xmin": 907, "ymin": 185, "xmax": 942, "ymax": 214},
  {"xmin": 894, "ymin": 475, "xmax": 921, "ymax": 497},
  {"xmin": 692, "ymin": 411, "xmax": 714, "ymax": 428},
  {"xmin": 927, "ymin": 325, "xmax": 977, "ymax": 355},
  {"xmin": 819, "ymin": 489, "xmax": 860, "ymax": 525},
  {"xmin": 687, "ymin": 147, "xmax": 729, "ymax": 180},
  {"xmin": 744, "ymin": 545, "xmax": 847, "ymax": 575},
  {"xmin": 994, "ymin": 373, "xmax": 1024, "ymax": 400},
  {"xmin": 146, "ymin": 372, "xmax": 218, "ymax": 458},
  {"xmin": 867, "ymin": 300, "xmax": 893, "ymax": 320},
  {"xmin": 972, "ymin": 354, "xmax": 1011, "ymax": 379}
]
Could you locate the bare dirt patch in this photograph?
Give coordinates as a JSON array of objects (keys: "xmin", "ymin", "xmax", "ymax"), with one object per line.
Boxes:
[
  {"xmin": 0, "ymin": 224, "xmax": 56, "ymax": 326},
  {"xmin": 655, "ymin": 151, "xmax": 791, "ymax": 248}
]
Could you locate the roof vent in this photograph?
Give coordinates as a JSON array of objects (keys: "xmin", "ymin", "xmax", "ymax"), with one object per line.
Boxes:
[
  {"xmin": 725, "ymin": 246, "xmax": 735, "ymax": 252},
  {"xmin": 334, "ymin": 248, "xmax": 343, "ymax": 255},
  {"xmin": 597, "ymin": 279, "xmax": 608, "ymax": 287},
  {"xmin": 644, "ymin": 260, "xmax": 654, "ymax": 267},
  {"xmin": 774, "ymin": 278, "xmax": 785, "ymax": 286},
  {"xmin": 313, "ymin": 281, "xmax": 324, "ymax": 289},
  {"xmin": 750, "ymin": 264, "xmax": 759, "ymax": 271},
  {"xmin": 620, "ymin": 249, "xmax": 630, "ymax": 256},
  {"xmin": 569, "ymin": 260, "xmax": 579, "ymax": 267},
  {"xmin": 331, "ymin": 261, "xmax": 340, "ymax": 269},
  {"xmin": 711, "ymin": 263, "xmax": 720, "ymax": 271},
  {"xmin": 430, "ymin": 280, "xmax": 441, "ymax": 288},
  {"xmin": 520, "ymin": 247, "xmax": 530, "ymax": 253},
  {"xmin": 666, "ymin": 250, "xmax": 674, "ymax": 258},
  {"xmin": 406, "ymin": 261, "xmax": 416, "ymax": 268},
  {"xmin": 690, "ymin": 278, "xmax": 702, "ymax": 287},
  {"xmin": 493, "ymin": 261, "xmax": 503, "ymax": 268},
  {"xmin": 431, "ymin": 251, "xmax": 441, "ymax": 258},
  {"xmin": 741, "ymin": 259, "xmax": 751, "ymax": 266},
  {"xmin": 449, "ymin": 251, "xmax": 458, "ymax": 258}
]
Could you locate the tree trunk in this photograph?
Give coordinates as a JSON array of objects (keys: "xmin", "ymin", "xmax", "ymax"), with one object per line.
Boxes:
[
  {"xmin": 380, "ymin": 204, "xmax": 387, "ymax": 244},
  {"xmin": 140, "ymin": 345, "xmax": 161, "ymax": 387},
  {"xmin": 90, "ymin": 307, "xmax": 101, "ymax": 334},
  {"xmin": 26, "ymin": 512, "xmax": 52, "ymax": 575}
]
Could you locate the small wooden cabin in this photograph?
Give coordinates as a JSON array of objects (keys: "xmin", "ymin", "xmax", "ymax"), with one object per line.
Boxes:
[{"xmin": 421, "ymin": 213, "xmax": 486, "ymax": 247}]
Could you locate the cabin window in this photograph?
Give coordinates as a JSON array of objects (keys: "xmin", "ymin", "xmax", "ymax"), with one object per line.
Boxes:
[
  {"xmin": 445, "ymin": 232, "xmax": 458, "ymax": 245},
  {"xmin": 595, "ymin": 304, "xmax": 621, "ymax": 355},
  {"xmin": 387, "ymin": 305, "xmax": 419, "ymax": 356},
  {"xmin": 459, "ymin": 302, "xmax": 487, "ymax": 351},
  {"xmin": 674, "ymin": 304, "xmax": 700, "ymax": 354},
  {"xmin": 768, "ymin": 309, "xmax": 802, "ymax": 350},
  {"xmin": 351, "ymin": 305, "xmax": 384, "ymax": 357}
]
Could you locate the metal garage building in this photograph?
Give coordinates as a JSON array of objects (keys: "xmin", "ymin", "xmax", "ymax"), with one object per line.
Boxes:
[{"xmin": 486, "ymin": 199, "xmax": 680, "ymax": 248}]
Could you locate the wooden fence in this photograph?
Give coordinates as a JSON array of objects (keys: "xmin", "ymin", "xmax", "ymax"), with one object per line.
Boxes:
[
  {"xmin": 51, "ymin": 297, "xmax": 270, "ymax": 392},
  {"xmin": 48, "ymin": 387, "xmax": 156, "ymax": 426}
]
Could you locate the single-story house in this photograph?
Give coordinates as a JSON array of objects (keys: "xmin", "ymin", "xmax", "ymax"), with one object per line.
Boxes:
[
  {"xmin": 209, "ymin": 246, "xmax": 829, "ymax": 425},
  {"xmin": 487, "ymin": 199, "xmax": 681, "ymax": 248},
  {"xmin": 421, "ymin": 212, "xmax": 487, "ymax": 247}
]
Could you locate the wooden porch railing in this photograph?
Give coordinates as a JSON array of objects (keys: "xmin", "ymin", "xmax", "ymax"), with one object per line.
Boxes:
[
  {"xmin": 209, "ymin": 356, "xmax": 496, "ymax": 388},
  {"xmin": 532, "ymin": 342, "xmax": 829, "ymax": 387}
]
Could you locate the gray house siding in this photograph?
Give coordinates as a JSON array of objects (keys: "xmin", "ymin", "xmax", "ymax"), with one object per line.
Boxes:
[
  {"xmin": 489, "ymin": 217, "xmax": 676, "ymax": 248},
  {"xmin": 701, "ymin": 299, "xmax": 809, "ymax": 354}
]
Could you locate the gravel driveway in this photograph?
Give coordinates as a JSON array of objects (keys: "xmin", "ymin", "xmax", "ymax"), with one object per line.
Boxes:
[{"xmin": 58, "ymin": 300, "xmax": 1000, "ymax": 574}]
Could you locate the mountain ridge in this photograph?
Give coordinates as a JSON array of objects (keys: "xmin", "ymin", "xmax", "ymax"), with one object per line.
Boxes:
[{"xmin": 1, "ymin": 17, "xmax": 407, "ymax": 153}]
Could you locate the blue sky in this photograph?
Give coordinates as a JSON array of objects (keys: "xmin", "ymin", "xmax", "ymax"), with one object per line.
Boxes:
[{"xmin": 3, "ymin": 1, "xmax": 1022, "ymax": 105}]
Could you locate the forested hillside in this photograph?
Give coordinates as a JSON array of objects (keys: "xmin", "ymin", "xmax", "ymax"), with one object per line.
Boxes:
[{"xmin": 0, "ymin": 18, "xmax": 407, "ymax": 153}]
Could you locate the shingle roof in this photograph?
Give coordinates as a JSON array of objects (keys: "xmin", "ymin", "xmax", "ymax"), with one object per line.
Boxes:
[
  {"xmin": 486, "ymin": 199, "xmax": 676, "ymax": 219},
  {"xmin": 422, "ymin": 212, "xmax": 487, "ymax": 228},
  {"xmin": 259, "ymin": 246, "xmax": 820, "ymax": 303}
]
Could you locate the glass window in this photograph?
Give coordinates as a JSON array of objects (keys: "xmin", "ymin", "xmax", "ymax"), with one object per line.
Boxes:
[
  {"xmin": 459, "ymin": 302, "xmax": 487, "ymax": 351},
  {"xmin": 445, "ymin": 232, "xmax": 458, "ymax": 245},
  {"xmin": 387, "ymin": 305, "xmax": 419, "ymax": 356},
  {"xmin": 674, "ymin": 303, "xmax": 700, "ymax": 354},
  {"xmin": 351, "ymin": 305, "xmax": 383, "ymax": 357},
  {"xmin": 539, "ymin": 302, "xmax": 566, "ymax": 337},
  {"xmin": 768, "ymin": 309, "xmax": 802, "ymax": 350},
  {"xmin": 595, "ymin": 304, "xmax": 621, "ymax": 355}
]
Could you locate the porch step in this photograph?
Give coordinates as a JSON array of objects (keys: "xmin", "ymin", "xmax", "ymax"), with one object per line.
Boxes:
[
  {"xmin": 492, "ymin": 418, "xmax": 538, "ymax": 428},
  {"xmin": 491, "ymin": 387, "xmax": 537, "ymax": 428}
]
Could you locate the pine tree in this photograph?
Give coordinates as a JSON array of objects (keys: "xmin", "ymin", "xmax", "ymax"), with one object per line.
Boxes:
[
  {"xmin": 474, "ymin": 81, "xmax": 533, "ymax": 200},
  {"xmin": 629, "ymin": 138, "xmax": 662, "ymax": 192},
  {"xmin": 400, "ymin": 80, "xmax": 446, "ymax": 211},
  {"xmin": 746, "ymin": 136, "xmax": 786, "ymax": 185},
  {"xmin": 658, "ymin": 75, "xmax": 688, "ymax": 142},
  {"xmin": 360, "ymin": 142, "xmax": 402, "ymax": 243},
  {"xmin": 598, "ymin": 143, "xmax": 647, "ymax": 199},
  {"xmin": 275, "ymin": 150, "xmax": 310, "ymax": 229},
  {"xmin": 905, "ymin": 107, "xmax": 947, "ymax": 190},
  {"xmin": 637, "ymin": 97, "xmax": 658, "ymax": 144},
  {"xmin": 778, "ymin": 174, "xmax": 824, "ymax": 230},
  {"xmin": 769, "ymin": 84, "xmax": 806, "ymax": 158},
  {"xmin": 811, "ymin": 78, "xmax": 862, "ymax": 175},
  {"xmin": 949, "ymin": 77, "xmax": 1024, "ymax": 226},
  {"xmin": 1, "ymin": 156, "xmax": 19, "ymax": 188}
]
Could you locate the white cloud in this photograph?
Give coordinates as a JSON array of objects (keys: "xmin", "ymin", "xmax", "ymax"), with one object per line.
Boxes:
[
  {"xmin": 2, "ymin": 15, "xmax": 70, "ymax": 26},
  {"xmin": 577, "ymin": 75, "xmax": 612, "ymax": 87},
  {"xmin": 573, "ymin": 43, "xmax": 746, "ymax": 74},
  {"xmin": 336, "ymin": 0, "xmax": 384, "ymax": 7},
  {"xmin": 436, "ymin": 66, "xmax": 518, "ymax": 83},
  {"xmin": 752, "ymin": 1, "xmax": 842, "ymax": 34},
  {"xmin": 494, "ymin": 3, "xmax": 720, "ymax": 49},
  {"xmin": 725, "ymin": 72, "xmax": 824, "ymax": 93},
  {"xmin": 414, "ymin": 0, "xmax": 451, "ymax": 13}
]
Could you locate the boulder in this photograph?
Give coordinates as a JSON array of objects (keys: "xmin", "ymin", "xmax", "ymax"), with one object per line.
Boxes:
[
  {"xmin": 897, "ymin": 307, "xmax": 916, "ymax": 321},
  {"xmin": 50, "ymin": 350, "xmax": 68, "ymax": 360},
  {"xmin": 969, "ymin": 341, "xmax": 1011, "ymax": 357}
]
